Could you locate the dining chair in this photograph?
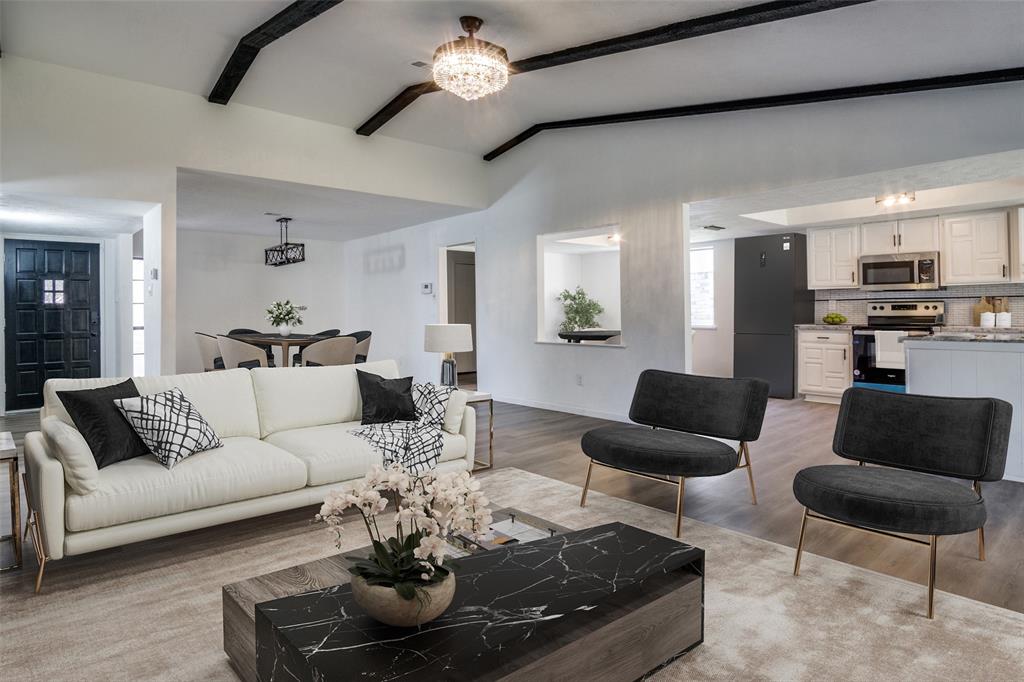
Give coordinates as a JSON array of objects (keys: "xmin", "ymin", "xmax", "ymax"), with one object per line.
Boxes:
[
  {"xmin": 347, "ymin": 330, "xmax": 372, "ymax": 363},
  {"xmin": 227, "ymin": 328, "xmax": 275, "ymax": 366},
  {"xmin": 217, "ymin": 336, "xmax": 271, "ymax": 369},
  {"xmin": 194, "ymin": 332, "xmax": 225, "ymax": 371},
  {"xmin": 292, "ymin": 329, "xmax": 342, "ymax": 365},
  {"xmin": 301, "ymin": 336, "xmax": 357, "ymax": 367}
]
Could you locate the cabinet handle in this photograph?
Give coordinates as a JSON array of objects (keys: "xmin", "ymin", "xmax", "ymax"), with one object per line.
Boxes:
[
  {"xmin": 892, "ymin": 234, "xmax": 896, "ymax": 247},
  {"xmin": 817, "ymin": 336, "xmax": 830, "ymax": 340},
  {"xmin": 843, "ymin": 348, "xmax": 847, "ymax": 361},
  {"xmin": 1004, "ymin": 264, "xmax": 1008, "ymax": 278},
  {"xmin": 898, "ymin": 233, "xmax": 902, "ymax": 247},
  {"xmin": 851, "ymin": 270, "xmax": 855, "ymax": 282}
]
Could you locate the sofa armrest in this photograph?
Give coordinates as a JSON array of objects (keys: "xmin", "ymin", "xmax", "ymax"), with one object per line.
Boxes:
[
  {"xmin": 24, "ymin": 431, "xmax": 66, "ymax": 560},
  {"xmin": 460, "ymin": 405, "xmax": 476, "ymax": 470}
]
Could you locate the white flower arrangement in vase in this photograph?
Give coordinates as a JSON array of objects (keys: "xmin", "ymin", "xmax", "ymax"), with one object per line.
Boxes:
[
  {"xmin": 316, "ymin": 464, "xmax": 493, "ymax": 627},
  {"xmin": 265, "ymin": 300, "xmax": 306, "ymax": 336}
]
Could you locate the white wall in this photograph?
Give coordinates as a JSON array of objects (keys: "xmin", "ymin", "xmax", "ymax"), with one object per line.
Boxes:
[
  {"xmin": 1, "ymin": 56, "xmax": 490, "ymax": 373},
  {"xmin": 342, "ymin": 84, "xmax": 1024, "ymax": 421},
  {"xmin": 691, "ymin": 239, "xmax": 735, "ymax": 378},
  {"xmin": 541, "ymin": 252, "xmax": 582, "ymax": 341},
  {"xmin": 175, "ymin": 230, "xmax": 348, "ymax": 373},
  {"xmin": 579, "ymin": 251, "xmax": 622, "ymax": 331}
]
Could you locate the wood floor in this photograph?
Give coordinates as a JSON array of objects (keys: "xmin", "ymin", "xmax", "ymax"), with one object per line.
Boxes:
[{"xmin": 2, "ymin": 398, "xmax": 1022, "ymax": 612}]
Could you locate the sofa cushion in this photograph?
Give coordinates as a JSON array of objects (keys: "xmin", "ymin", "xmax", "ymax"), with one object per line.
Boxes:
[
  {"xmin": 443, "ymin": 390, "xmax": 468, "ymax": 435},
  {"xmin": 41, "ymin": 416, "xmax": 100, "ymax": 495},
  {"xmin": 65, "ymin": 437, "xmax": 306, "ymax": 532},
  {"xmin": 134, "ymin": 369, "xmax": 260, "ymax": 439},
  {"xmin": 56, "ymin": 379, "xmax": 150, "ymax": 469},
  {"xmin": 43, "ymin": 369, "xmax": 261, "ymax": 440},
  {"xmin": 793, "ymin": 464, "xmax": 986, "ymax": 536},
  {"xmin": 581, "ymin": 423, "xmax": 739, "ymax": 477},
  {"xmin": 265, "ymin": 421, "xmax": 468, "ymax": 487},
  {"xmin": 251, "ymin": 360, "xmax": 399, "ymax": 437}
]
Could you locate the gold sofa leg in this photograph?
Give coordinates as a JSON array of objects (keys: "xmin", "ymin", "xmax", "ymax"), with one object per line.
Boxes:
[
  {"xmin": 580, "ymin": 459, "xmax": 594, "ymax": 508},
  {"xmin": 793, "ymin": 507, "xmax": 809, "ymax": 576},
  {"xmin": 21, "ymin": 473, "xmax": 47, "ymax": 594},
  {"xmin": 973, "ymin": 481, "xmax": 986, "ymax": 562}
]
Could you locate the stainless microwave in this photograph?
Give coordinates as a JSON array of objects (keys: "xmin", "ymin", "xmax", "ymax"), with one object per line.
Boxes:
[{"xmin": 859, "ymin": 252, "xmax": 940, "ymax": 291}]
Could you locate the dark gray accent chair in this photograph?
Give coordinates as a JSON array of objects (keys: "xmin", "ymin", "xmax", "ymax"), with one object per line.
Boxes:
[
  {"xmin": 580, "ymin": 370, "xmax": 770, "ymax": 537},
  {"xmin": 792, "ymin": 387, "xmax": 1012, "ymax": 619}
]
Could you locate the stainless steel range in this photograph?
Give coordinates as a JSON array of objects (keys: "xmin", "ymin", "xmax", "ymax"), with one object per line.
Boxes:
[{"xmin": 852, "ymin": 301, "xmax": 945, "ymax": 392}]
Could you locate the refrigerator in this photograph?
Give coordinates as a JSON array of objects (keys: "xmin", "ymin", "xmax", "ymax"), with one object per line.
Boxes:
[{"xmin": 733, "ymin": 233, "xmax": 814, "ymax": 398}]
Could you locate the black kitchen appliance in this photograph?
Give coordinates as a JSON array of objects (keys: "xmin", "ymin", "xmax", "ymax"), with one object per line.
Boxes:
[
  {"xmin": 733, "ymin": 233, "xmax": 814, "ymax": 398},
  {"xmin": 852, "ymin": 301, "xmax": 944, "ymax": 392}
]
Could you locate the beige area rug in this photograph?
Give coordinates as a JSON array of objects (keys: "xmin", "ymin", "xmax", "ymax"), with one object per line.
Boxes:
[{"xmin": 1, "ymin": 468, "xmax": 1021, "ymax": 681}]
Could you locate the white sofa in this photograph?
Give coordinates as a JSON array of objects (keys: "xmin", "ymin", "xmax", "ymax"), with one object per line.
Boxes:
[{"xmin": 22, "ymin": 359, "xmax": 475, "ymax": 579}]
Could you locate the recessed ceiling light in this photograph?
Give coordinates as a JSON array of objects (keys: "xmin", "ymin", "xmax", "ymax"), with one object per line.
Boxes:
[{"xmin": 609, "ymin": 233, "xmax": 622, "ymax": 243}]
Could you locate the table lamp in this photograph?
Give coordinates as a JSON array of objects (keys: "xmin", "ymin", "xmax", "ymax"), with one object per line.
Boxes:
[{"xmin": 424, "ymin": 324, "xmax": 473, "ymax": 387}]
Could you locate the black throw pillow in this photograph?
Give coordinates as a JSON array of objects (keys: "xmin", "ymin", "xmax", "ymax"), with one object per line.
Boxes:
[
  {"xmin": 356, "ymin": 370, "xmax": 416, "ymax": 425},
  {"xmin": 57, "ymin": 379, "xmax": 150, "ymax": 468}
]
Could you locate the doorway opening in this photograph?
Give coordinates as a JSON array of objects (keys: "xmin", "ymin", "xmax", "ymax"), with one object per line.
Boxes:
[{"xmin": 439, "ymin": 242, "xmax": 477, "ymax": 390}]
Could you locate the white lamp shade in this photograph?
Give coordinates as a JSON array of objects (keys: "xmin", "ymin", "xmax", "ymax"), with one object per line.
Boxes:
[{"xmin": 424, "ymin": 324, "xmax": 473, "ymax": 353}]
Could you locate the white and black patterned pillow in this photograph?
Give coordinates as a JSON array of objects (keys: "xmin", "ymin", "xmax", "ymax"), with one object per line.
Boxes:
[
  {"xmin": 413, "ymin": 383, "xmax": 454, "ymax": 428},
  {"xmin": 114, "ymin": 388, "xmax": 222, "ymax": 469}
]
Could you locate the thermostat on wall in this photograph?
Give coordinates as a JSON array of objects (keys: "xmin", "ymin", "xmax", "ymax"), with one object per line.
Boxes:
[{"xmin": 421, "ymin": 282, "xmax": 433, "ymax": 295}]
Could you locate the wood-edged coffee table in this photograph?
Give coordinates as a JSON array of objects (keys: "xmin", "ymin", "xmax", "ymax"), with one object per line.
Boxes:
[
  {"xmin": 225, "ymin": 515, "xmax": 704, "ymax": 682},
  {"xmin": 223, "ymin": 509, "xmax": 571, "ymax": 682}
]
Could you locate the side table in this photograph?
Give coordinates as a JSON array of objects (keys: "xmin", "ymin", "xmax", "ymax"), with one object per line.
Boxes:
[
  {"xmin": 462, "ymin": 390, "xmax": 493, "ymax": 471},
  {"xmin": 1, "ymin": 431, "xmax": 21, "ymax": 572}
]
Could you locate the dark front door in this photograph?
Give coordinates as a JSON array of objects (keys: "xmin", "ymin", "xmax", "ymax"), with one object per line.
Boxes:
[{"xmin": 4, "ymin": 239, "xmax": 101, "ymax": 410}]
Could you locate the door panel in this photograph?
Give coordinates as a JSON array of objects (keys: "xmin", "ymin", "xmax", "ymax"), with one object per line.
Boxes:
[
  {"xmin": 861, "ymin": 221, "xmax": 897, "ymax": 256},
  {"xmin": 4, "ymin": 239, "xmax": 101, "ymax": 410},
  {"xmin": 898, "ymin": 217, "xmax": 939, "ymax": 253},
  {"xmin": 735, "ymin": 333, "xmax": 796, "ymax": 399},
  {"xmin": 446, "ymin": 249, "xmax": 477, "ymax": 374}
]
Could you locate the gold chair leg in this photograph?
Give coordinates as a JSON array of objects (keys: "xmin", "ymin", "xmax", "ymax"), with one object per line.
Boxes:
[
  {"xmin": 675, "ymin": 477, "xmax": 686, "ymax": 538},
  {"xmin": 741, "ymin": 442, "xmax": 757, "ymax": 505},
  {"xmin": 793, "ymin": 507, "xmax": 809, "ymax": 576},
  {"xmin": 580, "ymin": 459, "xmax": 594, "ymax": 508},
  {"xmin": 973, "ymin": 481, "xmax": 985, "ymax": 562},
  {"xmin": 927, "ymin": 535, "xmax": 938, "ymax": 619}
]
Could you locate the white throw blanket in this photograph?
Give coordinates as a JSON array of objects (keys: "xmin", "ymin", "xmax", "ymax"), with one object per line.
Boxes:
[
  {"xmin": 349, "ymin": 383, "xmax": 454, "ymax": 474},
  {"xmin": 875, "ymin": 330, "xmax": 908, "ymax": 370}
]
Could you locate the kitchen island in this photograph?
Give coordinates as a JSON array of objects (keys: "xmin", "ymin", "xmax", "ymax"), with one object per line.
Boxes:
[{"xmin": 905, "ymin": 336, "xmax": 1024, "ymax": 482}]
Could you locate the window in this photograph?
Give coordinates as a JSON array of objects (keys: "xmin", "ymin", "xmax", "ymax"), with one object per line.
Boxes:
[
  {"xmin": 132, "ymin": 259, "xmax": 145, "ymax": 376},
  {"xmin": 42, "ymin": 279, "xmax": 65, "ymax": 305},
  {"xmin": 690, "ymin": 247, "xmax": 715, "ymax": 328}
]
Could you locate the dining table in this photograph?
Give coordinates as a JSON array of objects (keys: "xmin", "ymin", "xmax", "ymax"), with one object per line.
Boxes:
[{"xmin": 226, "ymin": 332, "xmax": 330, "ymax": 368}]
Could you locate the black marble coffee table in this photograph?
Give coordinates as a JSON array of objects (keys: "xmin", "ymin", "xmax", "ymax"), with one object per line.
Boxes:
[{"xmin": 255, "ymin": 523, "xmax": 704, "ymax": 681}]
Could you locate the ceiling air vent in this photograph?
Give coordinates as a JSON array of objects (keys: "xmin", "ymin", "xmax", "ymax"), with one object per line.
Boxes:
[{"xmin": 703, "ymin": 225, "xmax": 726, "ymax": 231}]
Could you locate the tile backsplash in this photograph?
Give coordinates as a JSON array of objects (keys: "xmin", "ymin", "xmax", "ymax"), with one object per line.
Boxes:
[{"xmin": 813, "ymin": 283, "xmax": 1024, "ymax": 328}]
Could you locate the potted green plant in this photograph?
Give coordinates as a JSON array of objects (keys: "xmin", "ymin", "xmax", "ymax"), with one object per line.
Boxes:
[
  {"xmin": 315, "ymin": 465, "xmax": 492, "ymax": 627},
  {"xmin": 265, "ymin": 300, "xmax": 306, "ymax": 336},
  {"xmin": 558, "ymin": 286, "xmax": 604, "ymax": 334}
]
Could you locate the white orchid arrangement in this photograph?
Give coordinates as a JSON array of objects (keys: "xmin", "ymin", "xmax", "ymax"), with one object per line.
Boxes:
[
  {"xmin": 265, "ymin": 300, "xmax": 306, "ymax": 327},
  {"xmin": 316, "ymin": 464, "xmax": 493, "ymax": 600}
]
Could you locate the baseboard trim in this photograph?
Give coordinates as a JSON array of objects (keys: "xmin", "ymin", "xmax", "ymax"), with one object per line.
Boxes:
[{"xmin": 490, "ymin": 395, "xmax": 628, "ymax": 423}]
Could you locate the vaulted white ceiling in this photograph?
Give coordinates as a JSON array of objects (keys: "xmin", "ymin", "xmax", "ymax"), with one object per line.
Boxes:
[{"xmin": 3, "ymin": 0, "xmax": 1022, "ymax": 156}]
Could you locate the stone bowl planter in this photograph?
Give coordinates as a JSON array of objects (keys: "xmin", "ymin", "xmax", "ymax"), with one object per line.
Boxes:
[{"xmin": 350, "ymin": 573, "xmax": 456, "ymax": 627}]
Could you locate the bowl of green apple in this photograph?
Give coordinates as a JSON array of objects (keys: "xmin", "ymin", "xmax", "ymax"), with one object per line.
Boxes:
[{"xmin": 822, "ymin": 313, "xmax": 847, "ymax": 325}]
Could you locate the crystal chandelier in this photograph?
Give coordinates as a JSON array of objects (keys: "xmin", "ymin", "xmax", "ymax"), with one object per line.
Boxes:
[{"xmin": 432, "ymin": 16, "xmax": 509, "ymax": 101}]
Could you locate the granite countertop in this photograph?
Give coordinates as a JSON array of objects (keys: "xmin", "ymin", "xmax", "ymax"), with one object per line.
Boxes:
[
  {"xmin": 934, "ymin": 326, "xmax": 1024, "ymax": 334},
  {"xmin": 907, "ymin": 333, "xmax": 1024, "ymax": 344},
  {"xmin": 795, "ymin": 324, "xmax": 854, "ymax": 331}
]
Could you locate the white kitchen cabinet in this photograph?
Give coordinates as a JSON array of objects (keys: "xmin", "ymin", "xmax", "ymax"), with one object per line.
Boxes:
[
  {"xmin": 941, "ymin": 211, "xmax": 1010, "ymax": 285},
  {"xmin": 798, "ymin": 330, "xmax": 852, "ymax": 403},
  {"xmin": 897, "ymin": 216, "xmax": 940, "ymax": 253},
  {"xmin": 860, "ymin": 221, "xmax": 898, "ymax": 255},
  {"xmin": 807, "ymin": 226, "xmax": 859, "ymax": 289},
  {"xmin": 860, "ymin": 217, "xmax": 939, "ymax": 256},
  {"xmin": 1010, "ymin": 207, "xmax": 1024, "ymax": 282}
]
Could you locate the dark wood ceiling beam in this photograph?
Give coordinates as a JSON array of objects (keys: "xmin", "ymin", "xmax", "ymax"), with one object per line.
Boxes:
[
  {"xmin": 483, "ymin": 67, "xmax": 1024, "ymax": 161},
  {"xmin": 355, "ymin": 0, "xmax": 874, "ymax": 136},
  {"xmin": 209, "ymin": 0, "xmax": 344, "ymax": 105}
]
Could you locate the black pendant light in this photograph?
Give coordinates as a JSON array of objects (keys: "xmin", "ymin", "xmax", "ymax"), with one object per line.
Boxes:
[{"xmin": 265, "ymin": 216, "xmax": 305, "ymax": 267}]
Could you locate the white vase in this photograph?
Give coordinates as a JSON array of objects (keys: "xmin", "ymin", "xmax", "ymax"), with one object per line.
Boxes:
[{"xmin": 277, "ymin": 324, "xmax": 292, "ymax": 337}]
